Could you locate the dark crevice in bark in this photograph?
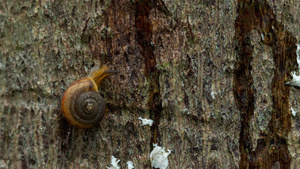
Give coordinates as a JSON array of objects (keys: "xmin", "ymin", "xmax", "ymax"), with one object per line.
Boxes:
[
  {"xmin": 233, "ymin": 0, "xmax": 297, "ymax": 168},
  {"xmin": 134, "ymin": 0, "xmax": 163, "ymax": 148}
]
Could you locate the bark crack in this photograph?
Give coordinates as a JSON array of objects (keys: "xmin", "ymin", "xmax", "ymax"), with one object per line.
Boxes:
[{"xmin": 134, "ymin": 0, "xmax": 164, "ymax": 148}]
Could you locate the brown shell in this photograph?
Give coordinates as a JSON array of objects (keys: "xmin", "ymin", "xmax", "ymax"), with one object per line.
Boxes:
[{"xmin": 61, "ymin": 78, "xmax": 106, "ymax": 128}]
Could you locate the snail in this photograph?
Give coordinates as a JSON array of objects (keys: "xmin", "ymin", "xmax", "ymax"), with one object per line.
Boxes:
[{"xmin": 61, "ymin": 65, "xmax": 117, "ymax": 128}]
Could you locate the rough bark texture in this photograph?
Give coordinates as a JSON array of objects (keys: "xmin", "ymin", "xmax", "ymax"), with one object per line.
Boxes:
[{"xmin": 1, "ymin": 0, "xmax": 300, "ymax": 168}]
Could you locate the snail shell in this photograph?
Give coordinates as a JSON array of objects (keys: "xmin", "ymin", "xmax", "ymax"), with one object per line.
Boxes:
[{"xmin": 61, "ymin": 65, "xmax": 113, "ymax": 128}]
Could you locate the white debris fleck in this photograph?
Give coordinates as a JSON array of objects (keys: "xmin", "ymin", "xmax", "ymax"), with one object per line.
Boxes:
[
  {"xmin": 138, "ymin": 117, "xmax": 154, "ymax": 126},
  {"xmin": 261, "ymin": 33, "xmax": 265, "ymax": 41},
  {"xmin": 127, "ymin": 161, "xmax": 134, "ymax": 169},
  {"xmin": 291, "ymin": 107, "xmax": 297, "ymax": 116},
  {"xmin": 286, "ymin": 71, "xmax": 300, "ymax": 87},
  {"xmin": 296, "ymin": 44, "xmax": 300, "ymax": 66},
  {"xmin": 150, "ymin": 144, "xmax": 171, "ymax": 169},
  {"xmin": 106, "ymin": 156, "xmax": 120, "ymax": 169},
  {"xmin": 211, "ymin": 90, "xmax": 215, "ymax": 99}
]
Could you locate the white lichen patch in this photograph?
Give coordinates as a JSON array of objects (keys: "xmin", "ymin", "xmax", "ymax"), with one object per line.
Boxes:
[
  {"xmin": 291, "ymin": 107, "xmax": 297, "ymax": 117},
  {"xmin": 286, "ymin": 71, "xmax": 300, "ymax": 87},
  {"xmin": 127, "ymin": 161, "xmax": 134, "ymax": 169},
  {"xmin": 150, "ymin": 144, "xmax": 171, "ymax": 169},
  {"xmin": 106, "ymin": 156, "xmax": 120, "ymax": 169},
  {"xmin": 138, "ymin": 117, "xmax": 154, "ymax": 126},
  {"xmin": 286, "ymin": 44, "xmax": 300, "ymax": 87}
]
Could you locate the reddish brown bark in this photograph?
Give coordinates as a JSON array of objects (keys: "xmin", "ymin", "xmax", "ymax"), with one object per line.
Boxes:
[{"xmin": 234, "ymin": 0, "xmax": 297, "ymax": 168}]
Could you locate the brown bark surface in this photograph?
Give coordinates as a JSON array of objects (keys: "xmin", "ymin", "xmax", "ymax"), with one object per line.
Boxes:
[{"xmin": 1, "ymin": 0, "xmax": 300, "ymax": 168}]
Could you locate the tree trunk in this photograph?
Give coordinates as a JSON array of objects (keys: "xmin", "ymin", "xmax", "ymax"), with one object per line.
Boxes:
[{"xmin": 1, "ymin": 0, "xmax": 300, "ymax": 168}]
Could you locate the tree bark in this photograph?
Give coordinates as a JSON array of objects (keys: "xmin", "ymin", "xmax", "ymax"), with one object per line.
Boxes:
[{"xmin": 1, "ymin": 0, "xmax": 300, "ymax": 168}]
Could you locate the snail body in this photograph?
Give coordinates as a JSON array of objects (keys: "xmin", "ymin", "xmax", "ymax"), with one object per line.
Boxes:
[{"xmin": 62, "ymin": 65, "xmax": 114, "ymax": 128}]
